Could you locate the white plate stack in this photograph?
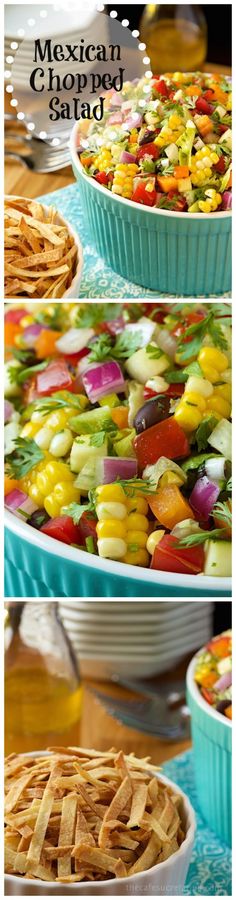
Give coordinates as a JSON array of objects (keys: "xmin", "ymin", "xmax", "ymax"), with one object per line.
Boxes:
[{"xmin": 59, "ymin": 601, "xmax": 214, "ymax": 681}]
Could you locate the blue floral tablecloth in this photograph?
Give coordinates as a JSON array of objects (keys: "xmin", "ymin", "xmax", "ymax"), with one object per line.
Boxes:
[
  {"xmin": 39, "ymin": 183, "xmax": 230, "ymax": 300},
  {"xmin": 163, "ymin": 749, "xmax": 231, "ymax": 895}
]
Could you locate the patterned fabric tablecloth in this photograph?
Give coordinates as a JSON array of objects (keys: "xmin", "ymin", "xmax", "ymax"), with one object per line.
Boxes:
[
  {"xmin": 163, "ymin": 749, "xmax": 231, "ymax": 895},
  {"xmin": 39, "ymin": 184, "xmax": 230, "ymax": 300}
]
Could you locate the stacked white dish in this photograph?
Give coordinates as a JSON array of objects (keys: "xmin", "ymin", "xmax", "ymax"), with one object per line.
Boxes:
[{"xmin": 59, "ymin": 601, "xmax": 214, "ymax": 680}]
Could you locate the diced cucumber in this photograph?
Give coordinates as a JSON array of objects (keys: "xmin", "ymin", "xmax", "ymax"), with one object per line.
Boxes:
[
  {"xmin": 204, "ymin": 540, "xmax": 231, "ymax": 577},
  {"xmin": 74, "ymin": 459, "xmax": 97, "ymax": 493},
  {"xmin": 127, "ymin": 381, "xmax": 144, "ymax": 427},
  {"xmin": 182, "ymin": 453, "xmax": 220, "ymax": 472},
  {"xmin": 208, "ymin": 419, "xmax": 232, "ymax": 460},
  {"xmin": 4, "ymin": 361, "xmax": 22, "ymax": 398},
  {"xmin": 70, "ymin": 406, "xmax": 112, "ymax": 435},
  {"xmin": 70, "ymin": 434, "xmax": 108, "ymax": 473},
  {"xmin": 4, "ymin": 422, "xmax": 21, "ymax": 455},
  {"xmin": 165, "ymin": 143, "xmax": 179, "ymax": 164},
  {"xmin": 177, "ymin": 177, "xmax": 192, "ymax": 193},
  {"xmin": 125, "ymin": 346, "xmax": 170, "ymax": 383},
  {"xmin": 113, "ymin": 428, "xmax": 136, "ymax": 458}
]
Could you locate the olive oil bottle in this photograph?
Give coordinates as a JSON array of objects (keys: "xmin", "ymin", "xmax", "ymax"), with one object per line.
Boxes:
[
  {"xmin": 140, "ymin": 4, "xmax": 207, "ymax": 73},
  {"xmin": 5, "ymin": 602, "xmax": 83, "ymax": 755}
]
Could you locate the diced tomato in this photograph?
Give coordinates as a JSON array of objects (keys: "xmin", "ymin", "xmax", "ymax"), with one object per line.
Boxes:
[
  {"xmin": 5, "ymin": 321, "xmax": 22, "ymax": 347},
  {"xmin": 207, "ymin": 635, "xmax": 231, "ymax": 659},
  {"xmin": 158, "ymin": 190, "xmax": 187, "ymax": 212},
  {"xmin": 63, "ymin": 348, "xmax": 89, "ymax": 366},
  {"xmin": 151, "ymin": 534, "xmax": 204, "ymax": 575},
  {"xmin": 166, "ymin": 383, "xmax": 185, "ymax": 397},
  {"xmin": 137, "ymin": 142, "xmax": 160, "ymax": 161},
  {"xmin": 195, "ymin": 97, "xmax": 213, "ymax": 115},
  {"xmin": 172, "ymin": 312, "xmax": 205, "ymax": 339},
  {"xmin": 218, "ymin": 123, "xmax": 228, "ymax": 135},
  {"xmin": 94, "ymin": 171, "xmax": 110, "ymax": 185},
  {"xmin": 134, "ymin": 416, "xmax": 189, "ymax": 470},
  {"xmin": 41, "ymin": 515, "xmax": 83, "ymax": 546},
  {"xmin": 225, "ymin": 705, "xmax": 232, "ymax": 720},
  {"xmin": 152, "ymin": 77, "xmax": 169, "ymax": 97},
  {"xmin": 141, "ymin": 303, "xmax": 169, "ymax": 323},
  {"xmin": 79, "ymin": 511, "xmax": 97, "ymax": 547},
  {"xmin": 202, "ymin": 89, "xmax": 214, "ymax": 101},
  {"xmin": 201, "ymin": 687, "xmax": 215, "ymax": 705},
  {"xmin": 36, "ymin": 359, "xmax": 73, "ymax": 396},
  {"xmin": 143, "ymin": 387, "xmax": 162, "ymax": 400},
  {"xmin": 213, "ymin": 155, "xmax": 226, "ymax": 174},
  {"xmin": 131, "ymin": 183, "xmax": 157, "ymax": 207},
  {"xmin": 5, "ymin": 308, "xmax": 27, "ymax": 323}
]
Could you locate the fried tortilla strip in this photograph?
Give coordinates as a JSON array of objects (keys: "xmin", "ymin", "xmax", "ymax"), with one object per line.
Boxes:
[
  {"xmin": 12, "ymin": 248, "xmax": 63, "ymax": 269},
  {"xmin": 5, "ymin": 263, "xmax": 69, "ymax": 278},
  {"xmin": 19, "ymin": 218, "xmax": 42, "ymax": 254},
  {"xmin": 26, "ymin": 763, "xmax": 62, "ymax": 870},
  {"xmin": 5, "ymin": 769, "xmax": 41, "ymax": 815},
  {"xmin": 128, "ymin": 832, "xmax": 161, "ymax": 876},
  {"xmin": 99, "ymin": 776, "xmax": 132, "ymax": 848},
  {"xmin": 127, "ymin": 782, "xmax": 148, "ymax": 828},
  {"xmin": 57, "ymin": 792, "xmax": 77, "ymax": 879},
  {"xmin": 72, "ymin": 843, "xmax": 127, "ymax": 878},
  {"xmin": 5, "ymin": 207, "xmax": 64, "ymax": 246}
]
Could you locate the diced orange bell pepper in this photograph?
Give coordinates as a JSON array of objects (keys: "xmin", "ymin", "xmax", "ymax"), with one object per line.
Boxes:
[
  {"xmin": 4, "ymin": 474, "xmax": 19, "ymax": 496},
  {"xmin": 201, "ymin": 687, "xmax": 214, "ymax": 705},
  {"xmin": 80, "ymin": 152, "xmax": 96, "ymax": 167},
  {"xmin": 157, "ymin": 175, "xmax": 178, "ymax": 193},
  {"xmin": 225, "ymin": 705, "xmax": 232, "ymax": 720},
  {"xmin": 209, "ymin": 83, "xmax": 227, "ymax": 104},
  {"xmin": 148, "ymin": 484, "xmax": 195, "ymax": 531},
  {"xmin": 226, "ymin": 170, "xmax": 232, "ymax": 189},
  {"xmin": 199, "ymin": 671, "xmax": 218, "ymax": 689},
  {"xmin": 35, "ymin": 329, "xmax": 61, "ymax": 359},
  {"xmin": 207, "ymin": 635, "xmax": 231, "ymax": 659},
  {"xmin": 111, "ymin": 406, "xmax": 129, "ymax": 429},
  {"xmin": 174, "ymin": 165, "xmax": 189, "ymax": 179},
  {"xmin": 185, "ymin": 85, "xmax": 202, "ymax": 97},
  {"xmin": 4, "ymin": 321, "xmax": 22, "ymax": 348},
  {"xmin": 197, "ymin": 115, "xmax": 213, "ymax": 137}
]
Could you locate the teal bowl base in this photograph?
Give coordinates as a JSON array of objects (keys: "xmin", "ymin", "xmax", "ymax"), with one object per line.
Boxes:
[
  {"xmin": 76, "ymin": 176, "xmax": 232, "ymax": 296},
  {"xmin": 5, "ymin": 528, "xmax": 230, "ymax": 598}
]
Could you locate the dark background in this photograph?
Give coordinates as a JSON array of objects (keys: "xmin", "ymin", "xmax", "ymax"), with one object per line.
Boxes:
[{"xmin": 107, "ymin": 5, "xmax": 232, "ymax": 66}]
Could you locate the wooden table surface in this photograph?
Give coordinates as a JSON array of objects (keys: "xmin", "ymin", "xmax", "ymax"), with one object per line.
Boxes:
[
  {"xmin": 5, "ymin": 63, "xmax": 231, "ymax": 201},
  {"xmin": 79, "ymin": 654, "xmax": 192, "ymax": 767}
]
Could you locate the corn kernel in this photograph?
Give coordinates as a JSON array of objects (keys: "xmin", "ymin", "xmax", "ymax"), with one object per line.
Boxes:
[
  {"xmin": 96, "ymin": 484, "xmax": 126, "ymax": 504},
  {"xmin": 44, "ymin": 495, "xmax": 61, "ymax": 518},
  {"xmin": 97, "ymin": 537, "xmax": 127, "ymax": 559},
  {"xmin": 96, "ymin": 502, "xmax": 127, "ymax": 521},
  {"xmin": 127, "ymin": 513, "xmax": 149, "ymax": 532},
  {"xmin": 183, "ymin": 391, "xmax": 206, "ymax": 412},
  {"xmin": 126, "ymin": 497, "xmax": 149, "ymax": 515},
  {"xmin": 206, "ymin": 396, "xmax": 231, "ymax": 418},
  {"xmin": 53, "ymin": 482, "xmax": 80, "ymax": 504},
  {"xmin": 126, "ymin": 530, "xmax": 148, "ymax": 549},
  {"xmin": 174, "ymin": 405, "xmax": 202, "ymax": 432},
  {"xmin": 198, "ymin": 347, "xmax": 228, "ymax": 373},
  {"xmin": 122, "ymin": 549, "xmax": 150, "ymax": 567},
  {"xmin": 20, "ymin": 422, "xmax": 40, "ymax": 438},
  {"xmin": 96, "ymin": 519, "xmax": 127, "ymax": 540},
  {"xmin": 146, "ymin": 530, "xmax": 165, "ymax": 555}
]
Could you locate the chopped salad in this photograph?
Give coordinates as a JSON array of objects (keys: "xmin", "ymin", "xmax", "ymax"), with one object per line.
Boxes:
[
  {"xmin": 4, "ymin": 302, "xmax": 232, "ymax": 578},
  {"xmin": 77, "ymin": 73, "xmax": 232, "ymax": 213},
  {"xmin": 194, "ymin": 631, "xmax": 232, "ymax": 719}
]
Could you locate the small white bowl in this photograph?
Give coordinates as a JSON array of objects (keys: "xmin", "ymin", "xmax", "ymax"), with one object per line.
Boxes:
[
  {"xmin": 5, "ymin": 752, "xmax": 195, "ymax": 896},
  {"xmin": 4, "ymin": 195, "xmax": 83, "ymax": 299}
]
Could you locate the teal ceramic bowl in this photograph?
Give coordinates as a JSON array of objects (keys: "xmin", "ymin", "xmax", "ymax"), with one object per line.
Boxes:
[
  {"xmin": 187, "ymin": 651, "xmax": 232, "ymax": 846},
  {"xmin": 70, "ymin": 127, "xmax": 231, "ymax": 296},
  {"xmin": 5, "ymin": 511, "xmax": 231, "ymax": 598}
]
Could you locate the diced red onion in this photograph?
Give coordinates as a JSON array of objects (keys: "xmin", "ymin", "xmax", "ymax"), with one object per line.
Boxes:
[
  {"xmin": 124, "ymin": 113, "xmax": 142, "ymax": 130},
  {"xmin": 82, "ymin": 361, "xmax": 125, "ymax": 403},
  {"xmin": 189, "ymin": 476, "xmax": 220, "ymax": 521},
  {"xmin": 23, "ymin": 323, "xmax": 46, "ymax": 347},
  {"xmin": 221, "ymin": 191, "xmax": 232, "ymax": 211},
  {"xmin": 5, "ymin": 489, "xmax": 38, "ymax": 519},
  {"xmin": 106, "ymin": 316, "xmax": 126, "ymax": 336},
  {"xmin": 4, "ymin": 400, "xmax": 14, "ymax": 423},
  {"xmin": 214, "ymin": 670, "xmax": 232, "ymax": 692},
  {"xmin": 120, "ymin": 150, "xmax": 137, "ymax": 164},
  {"xmin": 96, "ymin": 457, "xmax": 138, "ymax": 484},
  {"xmin": 55, "ymin": 327, "xmax": 94, "ymax": 355},
  {"xmin": 108, "ymin": 112, "xmax": 123, "ymax": 125},
  {"xmin": 110, "ymin": 91, "xmax": 123, "ymax": 107}
]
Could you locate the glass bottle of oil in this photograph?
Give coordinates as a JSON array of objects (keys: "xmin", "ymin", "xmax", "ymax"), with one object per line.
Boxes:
[
  {"xmin": 5, "ymin": 602, "xmax": 83, "ymax": 755},
  {"xmin": 140, "ymin": 4, "xmax": 207, "ymax": 74}
]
